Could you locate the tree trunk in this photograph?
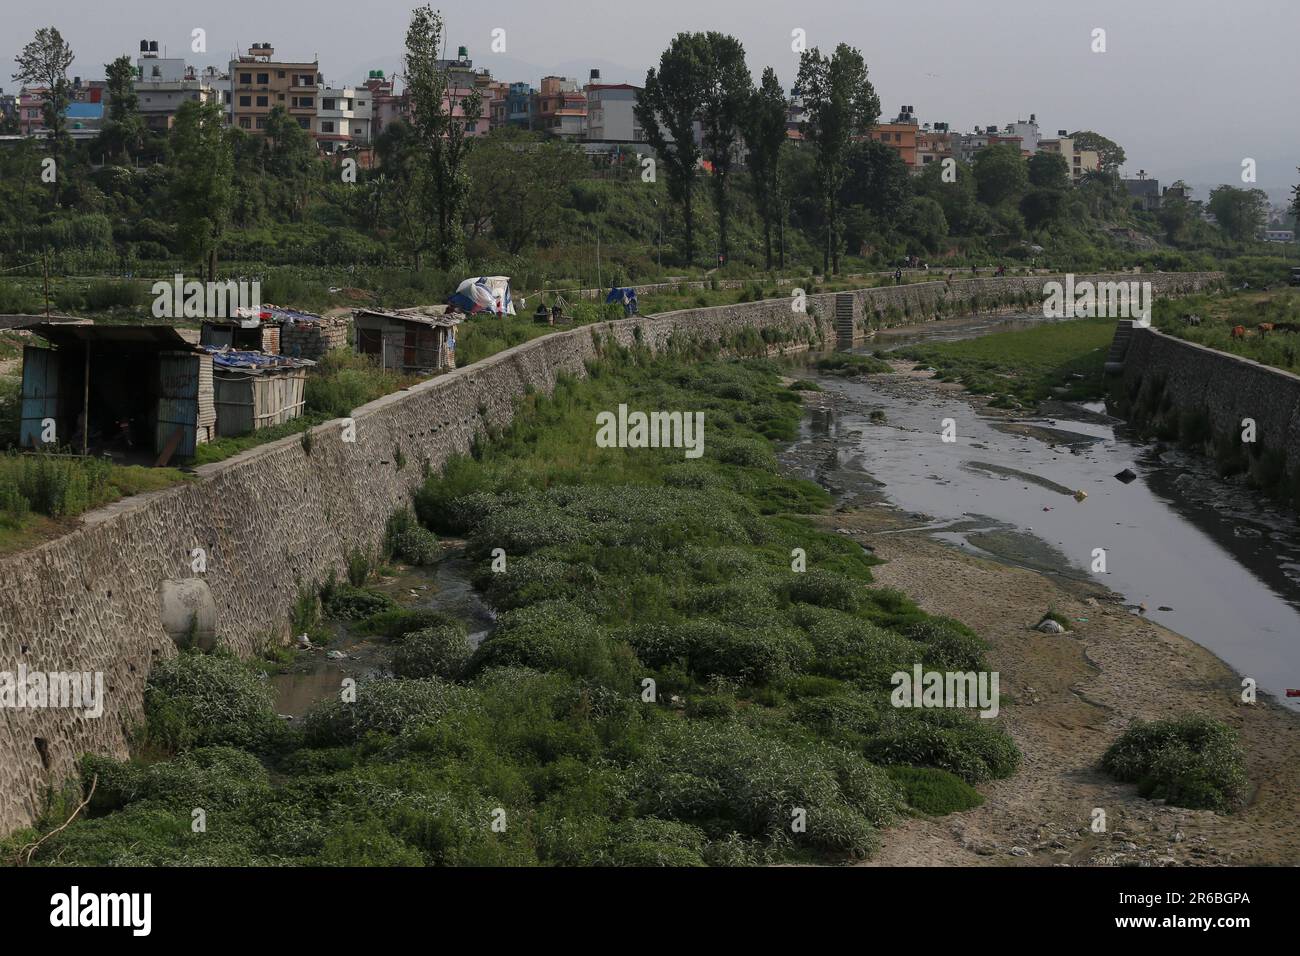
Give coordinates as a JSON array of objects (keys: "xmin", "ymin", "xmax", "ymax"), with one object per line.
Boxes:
[{"xmin": 683, "ymin": 189, "xmax": 695, "ymax": 265}]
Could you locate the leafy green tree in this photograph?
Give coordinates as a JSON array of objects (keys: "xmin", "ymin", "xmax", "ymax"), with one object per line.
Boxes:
[
  {"xmin": 464, "ymin": 130, "xmax": 580, "ymax": 254},
  {"xmin": 796, "ymin": 43, "xmax": 881, "ymax": 274},
  {"xmin": 1027, "ymin": 151, "xmax": 1070, "ymax": 191},
  {"xmin": 1019, "ymin": 187, "xmax": 1067, "ymax": 230},
  {"xmin": 1289, "ymin": 168, "xmax": 1300, "ymax": 230},
  {"xmin": 262, "ymin": 106, "xmax": 318, "ymax": 220},
  {"xmin": 743, "ymin": 67, "xmax": 788, "ymax": 270},
  {"xmin": 635, "ymin": 34, "xmax": 706, "ymax": 264},
  {"xmin": 972, "ymin": 144, "xmax": 1027, "ymax": 207},
  {"xmin": 1207, "ymin": 185, "xmax": 1268, "ymax": 242},
  {"xmin": 841, "ymin": 139, "xmax": 909, "ymax": 220},
  {"xmin": 375, "ymin": 118, "xmax": 438, "ymax": 269},
  {"xmin": 913, "ymin": 158, "xmax": 988, "ymax": 235},
  {"xmin": 170, "ymin": 99, "xmax": 233, "ymax": 281},
  {"xmin": 1069, "ymin": 130, "xmax": 1126, "ymax": 172},
  {"xmin": 99, "ymin": 54, "xmax": 143, "ymax": 161},
  {"xmin": 899, "ymin": 195, "xmax": 948, "ymax": 253},
  {"xmin": 404, "ymin": 4, "xmax": 481, "ymax": 269},
  {"xmin": 12, "ymin": 27, "xmax": 74, "ymax": 144},
  {"xmin": 697, "ymin": 32, "xmax": 752, "ymax": 266}
]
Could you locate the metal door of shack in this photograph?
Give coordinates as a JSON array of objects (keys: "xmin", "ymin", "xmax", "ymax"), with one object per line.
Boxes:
[
  {"xmin": 156, "ymin": 351, "xmax": 199, "ymax": 458},
  {"xmin": 19, "ymin": 346, "xmax": 60, "ymax": 448}
]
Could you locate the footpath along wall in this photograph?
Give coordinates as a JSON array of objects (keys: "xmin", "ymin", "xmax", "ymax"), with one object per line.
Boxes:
[{"xmin": 0, "ymin": 270, "xmax": 1221, "ymax": 835}]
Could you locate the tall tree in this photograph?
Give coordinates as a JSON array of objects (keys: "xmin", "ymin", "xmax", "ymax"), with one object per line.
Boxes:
[
  {"xmin": 795, "ymin": 44, "xmax": 880, "ymax": 274},
  {"xmin": 1289, "ymin": 168, "xmax": 1300, "ymax": 230},
  {"xmin": 12, "ymin": 27, "xmax": 75, "ymax": 144},
  {"xmin": 100, "ymin": 54, "xmax": 142, "ymax": 161},
  {"xmin": 972, "ymin": 143, "xmax": 1028, "ymax": 206},
  {"xmin": 404, "ymin": 4, "xmax": 481, "ymax": 269},
  {"xmin": 697, "ymin": 32, "xmax": 751, "ymax": 267},
  {"xmin": 170, "ymin": 100, "xmax": 233, "ymax": 281},
  {"xmin": 1207, "ymin": 185, "xmax": 1268, "ymax": 242},
  {"xmin": 1027, "ymin": 151, "xmax": 1070, "ymax": 190},
  {"xmin": 743, "ymin": 67, "xmax": 788, "ymax": 271},
  {"xmin": 464, "ymin": 130, "xmax": 579, "ymax": 254},
  {"xmin": 635, "ymin": 34, "xmax": 706, "ymax": 264},
  {"xmin": 1069, "ymin": 130, "xmax": 1126, "ymax": 172}
]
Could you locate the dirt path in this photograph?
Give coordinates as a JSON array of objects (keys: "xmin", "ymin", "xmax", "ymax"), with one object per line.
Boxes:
[{"xmin": 829, "ymin": 506, "xmax": 1300, "ymax": 866}]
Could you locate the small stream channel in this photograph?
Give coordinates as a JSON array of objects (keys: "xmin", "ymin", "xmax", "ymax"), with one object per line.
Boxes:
[
  {"xmin": 269, "ymin": 545, "xmax": 496, "ymax": 718},
  {"xmin": 788, "ymin": 312, "xmax": 1300, "ymax": 710}
]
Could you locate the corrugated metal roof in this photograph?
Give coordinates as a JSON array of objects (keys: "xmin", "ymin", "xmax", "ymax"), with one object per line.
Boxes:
[
  {"xmin": 21, "ymin": 322, "xmax": 200, "ymax": 349},
  {"xmin": 353, "ymin": 307, "xmax": 462, "ymax": 328}
]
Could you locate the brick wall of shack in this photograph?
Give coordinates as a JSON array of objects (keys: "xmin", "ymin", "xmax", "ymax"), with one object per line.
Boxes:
[
  {"xmin": 280, "ymin": 317, "xmax": 350, "ymax": 361},
  {"xmin": 0, "ymin": 271, "xmax": 1221, "ymax": 835}
]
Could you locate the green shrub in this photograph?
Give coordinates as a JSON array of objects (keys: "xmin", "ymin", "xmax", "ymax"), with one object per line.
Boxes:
[
  {"xmin": 864, "ymin": 708, "xmax": 1020, "ymax": 783},
  {"xmin": 323, "ymin": 585, "xmax": 395, "ymax": 621},
  {"xmin": 392, "ymin": 622, "xmax": 473, "ymax": 680},
  {"xmin": 142, "ymin": 652, "xmax": 283, "ymax": 754},
  {"xmin": 1099, "ymin": 714, "xmax": 1247, "ymax": 812},
  {"xmin": 302, "ymin": 679, "xmax": 474, "ymax": 746},
  {"xmin": 886, "ymin": 765, "xmax": 984, "ymax": 815}
]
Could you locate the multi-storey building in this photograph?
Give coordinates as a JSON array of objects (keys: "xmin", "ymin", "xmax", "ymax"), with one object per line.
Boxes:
[
  {"xmin": 17, "ymin": 87, "xmax": 47, "ymax": 135},
  {"xmin": 227, "ymin": 43, "xmax": 321, "ymax": 136},
  {"xmin": 134, "ymin": 40, "xmax": 223, "ymax": 131},
  {"xmin": 584, "ymin": 71, "xmax": 642, "ymax": 142},
  {"xmin": 316, "ymin": 84, "xmax": 371, "ymax": 152},
  {"xmin": 532, "ymin": 76, "xmax": 586, "ymax": 139},
  {"xmin": 868, "ymin": 106, "xmax": 921, "ymax": 167},
  {"xmin": 1038, "ymin": 131, "xmax": 1099, "ymax": 181},
  {"xmin": 491, "ymin": 82, "xmax": 534, "ymax": 129}
]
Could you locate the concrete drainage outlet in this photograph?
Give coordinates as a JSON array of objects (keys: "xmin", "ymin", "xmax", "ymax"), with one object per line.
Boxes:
[{"xmin": 159, "ymin": 579, "xmax": 218, "ymax": 651}]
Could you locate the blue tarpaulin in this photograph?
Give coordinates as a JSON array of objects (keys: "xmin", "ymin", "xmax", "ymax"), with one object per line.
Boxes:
[{"xmin": 606, "ymin": 287, "xmax": 638, "ymax": 314}]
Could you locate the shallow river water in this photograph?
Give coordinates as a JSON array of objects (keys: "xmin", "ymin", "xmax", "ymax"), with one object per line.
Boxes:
[{"xmin": 791, "ymin": 313, "xmax": 1300, "ymax": 710}]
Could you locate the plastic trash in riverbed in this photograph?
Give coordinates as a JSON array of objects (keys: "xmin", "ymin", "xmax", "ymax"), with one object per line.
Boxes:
[
  {"xmin": 1114, "ymin": 468, "xmax": 1138, "ymax": 484},
  {"xmin": 1073, "ymin": 489, "xmax": 1088, "ymax": 502}
]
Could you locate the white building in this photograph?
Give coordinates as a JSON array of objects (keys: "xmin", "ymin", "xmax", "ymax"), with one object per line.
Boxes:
[
  {"xmin": 316, "ymin": 84, "xmax": 372, "ymax": 152},
  {"xmin": 1003, "ymin": 114, "xmax": 1040, "ymax": 153},
  {"xmin": 584, "ymin": 71, "xmax": 643, "ymax": 143},
  {"xmin": 133, "ymin": 40, "xmax": 223, "ymax": 131}
]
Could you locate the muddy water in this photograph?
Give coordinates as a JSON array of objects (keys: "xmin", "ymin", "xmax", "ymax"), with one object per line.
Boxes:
[
  {"xmin": 789, "ymin": 315, "xmax": 1300, "ymax": 710},
  {"xmin": 269, "ymin": 546, "xmax": 496, "ymax": 718}
]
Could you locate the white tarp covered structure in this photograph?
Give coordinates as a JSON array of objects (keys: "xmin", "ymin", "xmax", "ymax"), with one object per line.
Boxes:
[{"xmin": 449, "ymin": 275, "xmax": 515, "ymax": 316}]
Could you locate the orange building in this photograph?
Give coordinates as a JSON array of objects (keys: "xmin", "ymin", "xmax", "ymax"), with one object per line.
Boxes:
[{"xmin": 227, "ymin": 43, "xmax": 321, "ymax": 135}]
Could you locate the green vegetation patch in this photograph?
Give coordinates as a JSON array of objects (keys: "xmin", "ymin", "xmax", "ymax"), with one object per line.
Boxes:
[{"xmin": 1100, "ymin": 714, "xmax": 1248, "ymax": 812}]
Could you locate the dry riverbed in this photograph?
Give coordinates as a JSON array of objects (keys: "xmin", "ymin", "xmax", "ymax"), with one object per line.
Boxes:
[{"xmin": 783, "ymin": 370, "xmax": 1300, "ymax": 867}]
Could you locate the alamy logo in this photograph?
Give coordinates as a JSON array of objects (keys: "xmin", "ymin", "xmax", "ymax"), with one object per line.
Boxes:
[
  {"xmin": 0, "ymin": 666, "xmax": 103, "ymax": 718},
  {"xmin": 152, "ymin": 274, "xmax": 262, "ymax": 319},
  {"xmin": 50, "ymin": 886, "xmax": 151, "ymax": 936},
  {"xmin": 891, "ymin": 664, "xmax": 1000, "ymax": 718},
  {"xmin": 595, "ymin": 404, "xmax": 704, "ymax": 459},
  {"xmin": 1042, "ymin": 274, "xmax": 1151, "ymax": 326}
]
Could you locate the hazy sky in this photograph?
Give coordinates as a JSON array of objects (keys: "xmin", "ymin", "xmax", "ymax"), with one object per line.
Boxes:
[{"xmin": 4, "ymin": 0, "xmax": 1297, "ymax": 196}]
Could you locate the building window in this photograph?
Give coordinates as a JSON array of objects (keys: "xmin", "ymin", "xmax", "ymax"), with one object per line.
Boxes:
[
  {"xmin": 297, "ymin": 117, "xmax": 309, "ymax": 129},
  {"xmin": 320, "ymin": 120, "xmax": 335, "ymax": 133},
  {"xmin": 256, "ymin": 95, "xmax": 268, "ymax": 107},
  {"xmin": 322, "ymin": 98, "xmax": 335, "ymax": 110},
  {"xmin": 239, "ymin": 95, "xmax": 251, "ymax": 107},
  {"xmin": 256, "ymin": 116, "xmax": 267, "ymax": 129},
  {"xmin": 240, "ymin": 72, "xmax": 252, "ymax": 84},
  {"xmin": 239, "ymin": 116, "xmax": 251, "ymax": 128},
  {"xmin": 256, "ymin": 73, "xmax": 269, "ymax": 84}
]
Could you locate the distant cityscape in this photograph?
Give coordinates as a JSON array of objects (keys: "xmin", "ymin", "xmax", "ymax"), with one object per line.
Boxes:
[{"xmin": 0, "ymin": 36, "xmax": 1294, "ymax": 239}]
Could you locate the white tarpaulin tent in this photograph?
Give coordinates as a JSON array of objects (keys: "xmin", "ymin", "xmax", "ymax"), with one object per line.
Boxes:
[{"xmin": 449, "ymin": 276, "xmax": 516, "ymax": 316}]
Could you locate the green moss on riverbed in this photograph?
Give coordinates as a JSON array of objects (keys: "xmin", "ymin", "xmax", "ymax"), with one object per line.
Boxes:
[
  {"xmin": 4, "ymin": 344, "xmax": 1019, "ymax": 867},
  {"xmin": 898, "ymin": 316, "xmax": 1117, "ymax": 408}
]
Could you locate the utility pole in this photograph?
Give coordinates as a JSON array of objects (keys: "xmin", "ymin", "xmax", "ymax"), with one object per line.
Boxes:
[{"xmin": 42, "ymin": 250, "xmax": 50, "ymax": 316}]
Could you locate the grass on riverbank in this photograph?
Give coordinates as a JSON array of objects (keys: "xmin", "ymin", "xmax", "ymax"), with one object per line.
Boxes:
[
  {"xmin": 1100, "ymin": 714, "xmax": 1248, "ymax": 812},
  {"xmin": 897, "ymin": 316, "xmax": 1117, "ymax": 408},
  {"xmin": 1152, "ymin": 289, "xmax": 1300, "ymax": 376},
  {"xmin": 5, "ymin": 345, "xmax": 1018, "ymax": 867}
]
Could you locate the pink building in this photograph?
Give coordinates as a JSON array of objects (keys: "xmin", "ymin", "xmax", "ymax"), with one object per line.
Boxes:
[{"xmin": 18, "ymin": 87, "xmax": 47, "ymax": 135}]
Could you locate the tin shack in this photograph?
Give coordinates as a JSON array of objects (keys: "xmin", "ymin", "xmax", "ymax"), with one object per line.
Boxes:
[
  {"xmin": 208, "ymin": 349, "xmax": 314, "ymax": 437},
  {"xmin": 18, "ymin": 323, "xmax": 215, "ymax": 463},
  {"xmin": 352, "ymin": 307, "xmax": 460, "ymax": 374}
]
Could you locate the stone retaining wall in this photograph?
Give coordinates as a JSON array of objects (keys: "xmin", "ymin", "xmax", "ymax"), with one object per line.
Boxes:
[{"xmin": 1117, "ymin": 325, "xmax": 1300, "ymax": 490}]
